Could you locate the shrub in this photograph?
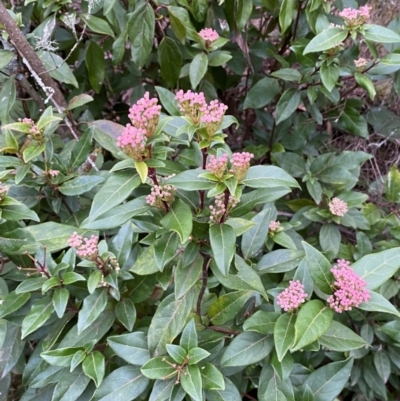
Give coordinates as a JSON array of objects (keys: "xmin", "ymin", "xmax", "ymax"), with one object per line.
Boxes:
[{"xmin": 1, "ymin": 1, "xmax": 400, "ymax": 401}]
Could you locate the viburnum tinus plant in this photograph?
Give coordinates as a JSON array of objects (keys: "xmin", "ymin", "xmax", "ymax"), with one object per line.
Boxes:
[{"xmin": 3, "ymin": 0, "xmax": 400, "ymax": 400}]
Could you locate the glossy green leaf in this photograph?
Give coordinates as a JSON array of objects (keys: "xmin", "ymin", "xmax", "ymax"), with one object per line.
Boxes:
[
  {"xmin": 52, "ymin": 288, "xmax": 69, "ymax": 318},
  {"xmin": 210, "ymin": 223, "xmax": 236, "ymax": 276},
  {"xmin": 292, "ymin": 300, "xmax": 333, "ymax": 351},
  {"xmin": 158, "ymin": 37, "xmax": 182, "ymax": 87},
  {"xmin": 279, "ymin": 0, "xmax": 294, "ymax": 33},
  {"xmin": 242, "ymin": 166, "xmax": 300, "ymax": 189},
  {"xmin": 82, "ymin": 351, "xmax": 105, "ymax": 387},
  {"xmin": 243, "ymin": 77, "xmax": 280, "ymax": 109},
  {"xmin": 160, "ymin": 199, "xmax": 192, "ymax": 244},
  {"xmin": 141, "ymin": 356, "xmax": 176, "ymax": 380},
  {"xmin": 303, "ymin": 28, "xmax": 348, "ymax": 54},
  {"xmin": 200, "ymin": 363, "xmax": 225, "ymax": 390},
  {"xmin": 77, "ymin": 289, "xmax": 108, "ymax": 334},
  {"xmin": 175, "ymin": 255, "xmax": 203, "ymax": 299},
  {"xmin": 181, "ymin": 365, "xmax": 202, "ymax": 401},
  {"xmin": 275, "ymin": 88, "xmax": 301, "ymax": 125},
  {"xmin": 59, "ymin": 176, "xmax": 104, "ymax": 196},
  {"xmin": 0, "ymin": 292, "xmax": 31, "ymax": 319},
  {"xmin": 85, "ymin": 41, "xmax": 105, "ymax": 93},
  {"xmin": 363, "ymin": 24, "xmax": 400, "ymax": 43},
  {"xmin": 190, "ymin": 53, "xmax": 208, "ymax": 89},
  {"xmin": 108, "ymin": 332, "xmax": 150, "ymax": 365},
  {"xmin": 274, "ymin": 313, "xmax": 296, "ymax": 361},
  {"xmin": 22, "ymin": 296, "xmax": 54, "ymax": 339},
  {"xmin": 115, "ymin": 299, "xmax": 136, "ymax": 331}
]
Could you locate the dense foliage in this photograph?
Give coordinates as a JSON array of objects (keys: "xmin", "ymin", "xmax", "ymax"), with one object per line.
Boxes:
[{"xmin": 2, "ymin": 0, "xmax": 400, "ymax": 400}]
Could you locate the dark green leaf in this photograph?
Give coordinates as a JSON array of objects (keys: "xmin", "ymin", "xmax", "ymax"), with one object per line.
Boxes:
[
  {"xmin": 210, "ymin": 223, "xmax": 236, "ymax": 276},
  {"xmin": 77, "ymin": 289, "xmax": 108, "ymax": 334},
  {"xmin": 86, "ymin": 41, "xmax": 105, "ymax": 93}
]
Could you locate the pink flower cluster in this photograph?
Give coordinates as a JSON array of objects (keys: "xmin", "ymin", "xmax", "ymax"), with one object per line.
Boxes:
[
  {"xmin": 68, "ymin": 232, "xmax": 99, "ymax": 260},
  {"xmin": 206, "ymin": 154, "xmax": 228, "ymax": 179},
  {"xmin": 201, "ymin": 100, "xmax": 228, "ymax": 138},
  {"xmin": 209, "ymin": 193, "xmax": 238, "ymax": 223},
  {"xmin": 338, "ymin": 5, "xmax": 371, "ymax": 25},
  {"xmin": 269, "ymin": 220, "xmax": 280, "ymax": 232},
  {"xmin": 146, "ymin": 183, "xmax": 176, "ymax": 209},
  {"xmin": 175, "ymin": 90, "xmax": 207, "ymax": 125},
  {"xmin": 128, "ymin": 92, "xmax": 161, "ymax": 137},
  {"xmin": 116, "ymin": 125, "xmax": 147, "ymax": 160},
  {"xmin": 327, "ymin": 259, "xmax": 370, "ymax": 313},
  {"xmin": 277, "ymin": 280, "xmax": 308, "ymax": 312},
  {"xmin": 230, "ymin": 152, "xmax": 254, "ymax": 180},
  {"xmin": 354, "ymin": 57, "xmax": 368, "ymax": 69},
  {"xmin": 329, "ymin": 197, "xmax": 348, "ymax": 217},
  {"xmin": 48, "ymin": 169, "xmax": 60, "ymax": 177},
  {"xmin": 18, "ymin": 117, "xmax": 42, "ymax": 140},
  {"xmin": 0, "ymin": 183, "xmax": 9, "ymax": 201},
  {"xmin": 198, "ymin": 28, "xmax": 219, "ymax": 44}
]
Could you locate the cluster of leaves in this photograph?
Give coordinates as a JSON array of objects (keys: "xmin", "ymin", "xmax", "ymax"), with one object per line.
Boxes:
[{"xmin": 2, "ymin": 0, "xmax": 400, "ymax": 401}]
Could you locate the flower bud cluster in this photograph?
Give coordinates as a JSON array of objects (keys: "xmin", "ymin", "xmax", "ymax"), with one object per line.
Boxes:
[
  {"xmin": 117, "ymin": 92, "xmax": 161, "ymax": 160},
  {"xmin": 277, "ymin": 280, "xmax": 308, "ymax": 312},
  {"xmin": 329, "ymin": 197, "xmax": 348, "ymax": 217},
  {"xmin": 269, "ymin": 220, "xmax": 280, "ymax": 233},
  {"xmin": 354, "ymin": 57, "xmax": 368, "ymax": 70},
  {"xmin": 201, "ymin": 100, "xmax": 228, "ymax": 138},
  {"xmin": 146, "ymin": 179, "xmax": 177, "ymax": 210},
  {"xmin": 198, "ymin": 28, "xmax": 219, "ymax": 44},
  {"xmin": 230, "ymin": 152, "xmax": 254, "ymax": 180},
  {"xmin": 327, "ymin": 259, "xmax": 370, "ymax": 313},
  {"xmin": 128, "ymin": 92, "xmax": 161, "ymax": 137},
  {"xmin": 206, "ymin": 154, "xmax": 228, "ymax": 179},
  {"xmin": 48, "ymin": 169, "xmax": 60, "ymax": 177},
  {"xmin": 175, "ymin": 90, "xmax": 207, "ymax": 125},
  {"xmin": 0, "ymin": 183, "xmax": 9, "ymax": 201},
  {"xmin": 209, "ymin": 193, "xmax": 238, "ymax": 223},
  {"xmin": 338, "ymin": 5, "xmax": 371, "ymax": 26},
  {"xmin": 116, "ymin": 125, "xmax": 147, "ymax": 161},
  {"xmin": 18, "ymin": 117, "xmax": 42, "ymax": 141},
  {"xmin": 68, "ymin": 232, "xmax": 99, "ymax": 260}
]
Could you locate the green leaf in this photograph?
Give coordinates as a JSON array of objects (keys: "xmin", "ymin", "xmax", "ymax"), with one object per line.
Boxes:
[
  {"xmin": 148, "ymin": 292, "xmax": 195, "ymax": 355},
  {"xmin": 270, "ymin": 68, "xmax": 302, "ymax": 82},
  {"xmin": 58, "ymin": 176, "xmax": 104, "ymax": 196},
  {"xmin": 190, "ymin": 53, "xmax": 208, "ymax": 89},
  {"xmin": 52, "ymin": 288, "xmax": 69, "ymax": 318},
  {"xmin": 0, "ymin": 227, "xmax": 37, "ymax": 255},
  {"xmin": 15, "ymin": 277, "xmax": 47, "ymax": 294},
  {"xmin": 158, "ymin": 37, "xmax": 182, "ymax": 87},
  {"xmin": 85, "ymin": 41, "xmax": 105, "ymax": 93},
  {"xmin": 175, "ymin": 255, "xmax": 203, "ymax": 299},
  {"xmin": 127, "ymin": 3, "xmax": 155, "ymax": 68},
  {"xmin": 77, "ymin": 289, "xmax": 108, "ymax": 334},
  {"xmin": 168, "ymin": 7, "xmax": 188, "ymax": 43},
  {"xmin": 279, "ymin": 0, "xmax": 295, "ymax": 33},
  {"xmin": 338, "ymin": 108, "xmax": 368, "ymax": 138},
  {"xmin": 257, "ymin": 249, "xmax": 304, "ymax": 273},
  {"xmin": 134, "ymin": 160, "xmax": 148, "ymax": 183},
  {"xmin": 0, "ymin": 291, "xmax": 30, "ymax": 319},
  {"xmin": 270, "ymin": 350, "xmax": 293, "ymax": 382},
  {"xmin": 22, "ymin": 296, "xmax": 54, "ymax": 339},
  {"xmin": 221, "ymin": 332, "xmax": 273, "ymax": 367},
  {"xmin": 22, "ymin": 142, "xmax": 46, "ymax": 163},
  {"xmin": 358, "ymin": 291, "xmax": 400, "ymax": 317},
  {"xmin": 320, "ymin": 63, "xmax": 339, "ymax": 92},
  {"xmin": 243, "ymin": 311, "xmax": 280, "ymax": 335},
  {"xmin": 141, "ymin": 356, "xmax": 176, "ymax": 380},
  {"xmin": 208, "ymin": 290, "xmax": 253, "ymax": 325},
  {"xmin": 149, "ymin": 379, "xmax": 176, "ymax": 401},
  {"xmin": 319, "ymin": 320, "xmax": 367, "ymax": 351},
  {"xmin": 292, "ymin": 300, "xmax": 334, "ymax": 351},
  {"xmin": 374, "ymin": 351, "xmax": 391, "ymax": 383},
  {"xmin": 81, "ymin": 14, "xmax": 114, "ymax": 37},
  {"xmin": 41, "ymin": 347, "xmax": 82, "ymax": 367},
  {"xmin": 108, "ymin": 332, "xmax": 150, "ymax": 365},
  {"xmin": 82, "ymin": 351, "xmax": 105, "ymax": 387},
  {"xmin": 369, "ymin": 53, "xmax": 400, "ymax": 75},
  {"xmin": 200, "ymin": 363, "xmax": 225, "ymax": 390},
  {"xmin": 303, "ymin": 242, "xmax": 333, "ymax": 294},
  {"xmin": 0, "ymin": 322, "xmax": 24, "ymax": 379},
  {"xmin": 160, "ymin": 199, "xmax": 192, "ymax": 244},
  {"xmin": 0, "ymin": 49, "xmax": 15, "ymax": 69},
  {"xmin": 92, "ymin": 366, "xmax": 149, "ymax": 401},
  {"xmin": 130, "ymin": 243, "xmax": 160, "ymax": 275},
  {"xmin": 275, "ymin": 88, "xmax": 301, "ymax": 124},
  {"xmin": 155, "ymin": 87, "xmax": 180, "ymax": 116},
  {"xmin": 385, "ymin": 165, "xmax": 400, "ymax": 203},
  {"xmin": 67, "ymin": 94, "xmax": 94, "ymax": 110},
  {"xmin": 167, "ymin": 344, "xmax": 187, "ymax": 364},
  {"xmin": 210, "ymin": 223, "xmax": 236, "ymax": 276},
  {"xmin": 352, "ymin": 247, "xmax": 400, "ymax": 290},
  {"xmin": 37, "ymin": 50, "xmax": 78, "ymax": 87},
  {"xmin": 1, "ymin": 202, "xmax": 40, "ymax": 222},
  {"xmin": 241, "ymin": 207, "xmax": 273, "ymax": 259},
  {"xmin": 181, "ymin": 365, "xmax": 202, "ymax": 401},
  {"xmin": 363, "ymin": 24, "xmax": 400, "ymax": 43},
  {"xmin": 70, "ymin": 129, "xmax": 93, "ymax": 170},
  {"xmin": 51, "ymin": 367, "xmax": 90, "ymax": 401},
  {"xmin": 355, "ymin": 72, "xmax": 376, "ymax": 100},
  {"xmin": 180, "ymin": 319, "xmax": 198, "ymax": 351},
  {"xmin": 62, "ymin": 272, "xmax": 86, "ymax": 285},
  {"xmin": 115, "ymin": 298, "xmax": 136, "ymax": 331},
  {"xmin": 319, "ymin": 224, "xmax": 340, "ymax": 260},
  {"xmin": 303, "ymin": 27, "xmax": 348, "ymax": 54},
  {"xmin": 82, "ymin": 198, "xmax": 149, "ymax": 230},
  {"xmin": 243, "ymin": 77, "xmax": 280, "ymax": 109},
  {"xmin": 188, "ymin": 347, "xmax": 210, "ymax": 365},
  {"xmin": 303, "ymin": 358, "xmax": 354, "ymax": 401},
  {"xmin": 91, "ymin": 120, "xmax": 123, "ymax": 156},
  {"xmin": 242, "ymin": 166, "xmax": 299, "ymax": 189},
  {"xmin": 208, "ymin": 51, "xmax": 232, "ymax": 67},
  {"xmin": 204, "ymin": 377, "xmax": 241, "ymax": 401},
  {"xmin": 274, "ymin": 313, "xmax": 296, "ymax": 361},
  {"xmin": 88, "ymin": 172, "xmax": 141, "ymax": 221}
]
